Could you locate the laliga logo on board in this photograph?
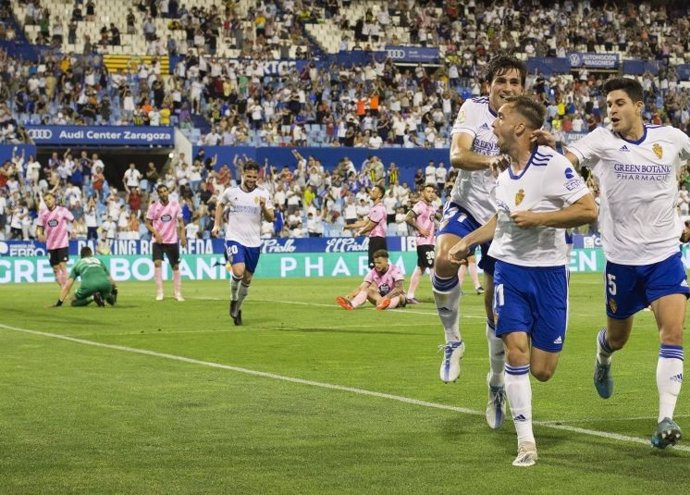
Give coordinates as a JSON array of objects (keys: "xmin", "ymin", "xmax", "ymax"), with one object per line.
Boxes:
[
  {"xmin": 325, "ymin": 237, "xmax": 369, "ymax": 253},
  {"xmin": 260, "ymin": 239, "xmax": 297, "ymax": 253}
]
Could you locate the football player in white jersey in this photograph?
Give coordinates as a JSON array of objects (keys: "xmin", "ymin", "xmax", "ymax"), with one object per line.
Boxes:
[
  {"xmin": 212, "ymin": 160, "xmax": 275, "ymax": 325},
  {"xmin": 449, "ymin": 96, "xmax": 596, "ymax": 466},
  {"xmin": 552, "ymin": 77, "xmax": 690, "ymax": 449},
  {"xmin": 434, "ymin": 55, "xmax": 526, "ymax": 431}
]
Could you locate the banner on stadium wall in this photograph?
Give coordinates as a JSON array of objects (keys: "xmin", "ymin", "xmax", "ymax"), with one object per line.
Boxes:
[
  {"xmin": 224, "ymin": 59, "xmax": 309, "ymax": 76},
  {"xmin": 24, "ymin": 125, "xmax": 174, "ymax": 146},
  {"xmin": 567, "ymin": 52, "xmax": 619, "ymax": 69},
  {"xmin": 572, "ymin": 234, "xmax": 602, "ymax": 249},
  {"xmin": 622, "ymin": 59, "xmax": 659, "ymax": 76},
  {"xmin": 526, "ymin": 57, "xmax": 571, "ymax": 76},
  {"xmin": 385, "ymin": 46, "xmax": 440, "ymax": 64},
  {"xmin": 0, "ymin": 253, "xmax": 415, "ymax": 284},
  {"xmin": 0, "ymin": 144, "xmax": 38, "ymax": 164},
  {"xmin": 677, "ymin": 64, "xmax": 690, "ymax": 81},
  {"xmin": 0, "ymin": 248, "xmax": 662, "ymax": 284},
  {"xmin": 0, "ymin": 237, "xmax": 413, "ymax": 257}
]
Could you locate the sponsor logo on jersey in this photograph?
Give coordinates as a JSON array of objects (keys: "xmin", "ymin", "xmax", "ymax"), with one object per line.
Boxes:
[
  {"xmin": 479, "ymin": 123, "xmax": 490, "ymax": 131},
  {"xmin": 565, "ymin": 167, "xmax": 575, "ymax": 179},
  {"xmin": 160, "ymin": 214, "xmax": 173, "ymax": 222},
  {"xmin": 618, "ymin": 145, "xmax": 630, "ymax": 152},
  {"xmin": 565, "ymin": 178, "xmax": 584, "ymax": 190},
  {"xmin": 608, "ymin": 298, "xmax": 617, "ymax": 314},
  {"xmin": 515, "ymin": 189, "xmax": 525, "ymax": 206},
  {"xmin": 653, "ymin": 143, "xmax": 663, "ymax": 159},
  {"xmin": 47, "ymin": 219, "xmax": 59, "ymax": 227}
]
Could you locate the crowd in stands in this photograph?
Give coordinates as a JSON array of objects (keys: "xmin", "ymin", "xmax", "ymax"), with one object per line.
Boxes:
[{"xmin": 1, "ymin": 0, "xmax": 690, "ymax": 244}]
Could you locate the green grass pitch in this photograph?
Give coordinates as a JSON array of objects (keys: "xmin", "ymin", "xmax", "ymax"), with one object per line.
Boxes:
[{"xmin": 1, "ymin": 273, "xmax": 689, "ymax": 494}]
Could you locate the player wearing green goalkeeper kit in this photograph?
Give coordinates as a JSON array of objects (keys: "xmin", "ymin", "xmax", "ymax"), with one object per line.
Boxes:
[{"xmin": 54, "ymin": 246, "xmax": 118, "ymax": 307}]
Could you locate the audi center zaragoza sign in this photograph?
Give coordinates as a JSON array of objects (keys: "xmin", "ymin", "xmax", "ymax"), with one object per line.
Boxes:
[{"xmin": 26, "ymin": 125, "xmax": 174, "ymax": 146}]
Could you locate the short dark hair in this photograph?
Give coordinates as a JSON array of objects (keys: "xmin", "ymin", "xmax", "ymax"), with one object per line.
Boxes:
[
  {"xmin": 504, "ymin": 96, "xmax": 546, "ymax": 130},
  {"xmin": 373, "ymin": 184, "xmax": 385, "ymax": 197},
  {"xmin": 80, "ymin": 246, "xmax": 93, "ymax": 258},
  {"xmin": 243, "ymin": 160, "xmax": 260, "ymax": 172},
  {"xmin": 603, "ymin": 77, "xmax": 644, "ymax": 103},
  {"xmin": 485, "ymin": 55, "xmax": 527, "ymax": 87},
  {"xmin": 372, "ymin": 249, "xmax": 389, "ymax": 260},
  {"xmin": 156, "ymin": 184, "xmax": 168, "ymax": 192}
]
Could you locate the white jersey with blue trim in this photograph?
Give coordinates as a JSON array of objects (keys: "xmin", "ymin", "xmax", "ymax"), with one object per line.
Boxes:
[
  {"xmin": 568, "ymin": 125, "xmax": 690, "ymax": 265},
  {"xmin": 449, "ymin": 97, "xmax": 500, "ymax": 224},
  {"xmin": 218, "ymin": 184, "xmax": 273, "ymax": 248},
  {"xmin": 489, "ymin": 146, "xmax": 590, "ymax": 267}
]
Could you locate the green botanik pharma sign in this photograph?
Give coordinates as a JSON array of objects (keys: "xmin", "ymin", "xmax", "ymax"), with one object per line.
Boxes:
[{"xmin": 0, "ymin": 249, "xmax": 618, "ymax": 284}]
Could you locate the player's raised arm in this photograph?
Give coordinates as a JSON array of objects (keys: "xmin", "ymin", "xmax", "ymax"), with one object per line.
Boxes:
[
  {"xmin": 511, "ymin": 194, "xmax": 597, "ymax": 229},
  {"xmin": 450, "ymin": 132, "xmax": 495, "ymax": 171}
]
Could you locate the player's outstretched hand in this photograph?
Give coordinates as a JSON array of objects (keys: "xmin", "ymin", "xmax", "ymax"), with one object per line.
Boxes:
[{"xmin": 531, "ymin": 129, "xmax": 557, "ymax": 148}]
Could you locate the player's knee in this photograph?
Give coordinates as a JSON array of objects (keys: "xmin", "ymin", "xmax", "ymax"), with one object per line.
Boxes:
[
  {"xmin": 505, "ymin": 349, "xmax": 529, "ymax": 368},
  {"xmin": 434, "ymin": 256, "xmax": 455, "ymax": 278},
  {"xmin": 531, "ymin": 367, "xmax": 554, "ymax": 382},
  {"xmin": 606, "ymin": 333, "xmax": 628, "ymax": 350}
]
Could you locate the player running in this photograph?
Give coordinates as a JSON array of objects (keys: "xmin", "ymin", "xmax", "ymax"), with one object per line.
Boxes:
[{"xmin": 212, "ymin": 160, "xmax": 274, "ymax": 326}]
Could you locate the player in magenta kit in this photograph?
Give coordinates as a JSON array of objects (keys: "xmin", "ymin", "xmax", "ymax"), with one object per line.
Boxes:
[
  {"xmin": 336, "ymin": 249, "xmax": 406, "ymax": 310},
  {"xmin": 145, "ymin": 184, "xmax": 187, "ymax": 301},
  {"xmin": 344, "ymin": 184, "xmax": 387, "ymax": 268},
  {"xmin": 37, "ymin": 192, "xmax": 75, "ymax": 288},
  {"xmin": 405, "ymin": 184, "xmax": 439, "ymax": 303}
]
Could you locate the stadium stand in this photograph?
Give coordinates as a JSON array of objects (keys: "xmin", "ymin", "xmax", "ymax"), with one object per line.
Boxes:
[{"xmin": 0, "ymin": 0, "xmax": 689, "ymax": 244}]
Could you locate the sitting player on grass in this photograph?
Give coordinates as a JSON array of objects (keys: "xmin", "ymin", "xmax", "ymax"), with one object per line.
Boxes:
[
  {"xmin": 336, "ymin": 249, "xmax": 406, "ymax": 311},
  {"xmin": 53, "ymin": 246, "xmax": 118, "ymax": 307}
]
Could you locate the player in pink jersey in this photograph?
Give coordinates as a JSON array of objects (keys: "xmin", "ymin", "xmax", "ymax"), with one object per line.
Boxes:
[
  {"xmin": 344, "ymin": 184, "xmax": 387, "ymax": 268},
  {"xmin": 336, "ymin": 250, "xmax": 406, "ymax": 310},
  {"xmin": 37, "ymin": 192, "xmax": 74, "ymax": 288},
  {"xmin": 405, "ymin": 184, "xmax": 440, "ymax": 303},
  {"xmin": 145, "ymin": 184, "xmax": 187, "ymax": 301}
]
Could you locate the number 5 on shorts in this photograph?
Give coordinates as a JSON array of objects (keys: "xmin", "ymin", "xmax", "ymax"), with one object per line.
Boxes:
[{"xmin": 606, "ymin": 274, "xmax": 617, "ymax": 296}]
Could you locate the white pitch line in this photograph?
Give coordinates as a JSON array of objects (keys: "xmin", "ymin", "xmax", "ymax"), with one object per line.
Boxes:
[{"xmin": 1, "ymin": 322, "xmax": 688, "ymax": 453}]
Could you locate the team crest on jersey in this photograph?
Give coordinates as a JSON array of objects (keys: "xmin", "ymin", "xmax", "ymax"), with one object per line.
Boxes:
[
  {"xmin": 515, "ymin": 189, "xmax": 525, "ymax": 206},
  {"xmin": 652, "ymin": 143, "xmax": 663, "ymax": 159},
  {"xmin": 608, "ymin": 298, "xmax": 617, "ymax": 314},
  {"xmin": 254, "ymin": 197, "xmax": 260, "ymax": 205}
]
